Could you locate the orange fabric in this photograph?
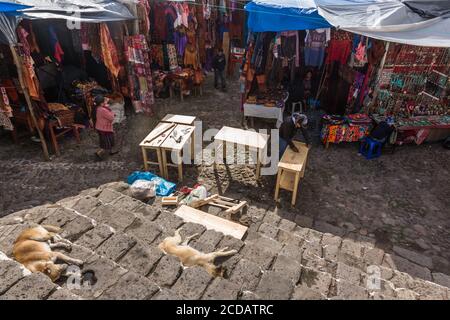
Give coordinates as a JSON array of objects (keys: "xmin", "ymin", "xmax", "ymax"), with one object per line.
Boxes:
[
  {"xmin": 100, "ymin": 23, "xmax": 120, "ymax": 78},
  {"xmin": 184, "ymin": 44, "xmax": 199, "ymax": 68}
]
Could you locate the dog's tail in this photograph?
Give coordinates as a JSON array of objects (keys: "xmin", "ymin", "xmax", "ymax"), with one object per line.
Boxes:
[{"xmin": 41, "ymin": 225, "xmax": 62, "ymax": 233}]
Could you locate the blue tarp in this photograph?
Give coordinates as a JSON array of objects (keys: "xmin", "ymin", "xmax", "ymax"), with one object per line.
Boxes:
[
  {"xmin": 246, "ymin": 0, "xmax": 450, "ymax": 47},
  {"xmin": 0, "ymin": 2, "xmax": 31, "ymax": 45},
  {"xmin": 245, "ymin": 1, "xmax": 331, "ymax": 32},
  {"xmin": 127, "ymin": 172, "xmax": 177, "ymax": 197},
  {"xmin": 0, "ymin": 1, "xmax": 29, "ymax": 13}
]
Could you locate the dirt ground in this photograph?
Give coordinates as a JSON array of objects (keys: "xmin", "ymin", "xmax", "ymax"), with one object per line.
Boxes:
[{"xmin": 0, "ymin": 74, "xmax": 449, "ymax": 274}]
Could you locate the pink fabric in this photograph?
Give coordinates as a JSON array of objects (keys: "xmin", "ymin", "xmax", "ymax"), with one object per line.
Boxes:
[{"xmin": 95, "ymin": 106, "xmax": 115, "ymax": 133}]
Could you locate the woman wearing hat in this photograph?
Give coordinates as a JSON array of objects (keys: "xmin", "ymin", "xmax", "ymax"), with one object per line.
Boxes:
[
  {"xmin": 92, "ymin": 95, "xmax": 116, "ymax": 160},
  {"xmin": 279, "ymin": 113, "xmax": 311, "ymax": 159}
]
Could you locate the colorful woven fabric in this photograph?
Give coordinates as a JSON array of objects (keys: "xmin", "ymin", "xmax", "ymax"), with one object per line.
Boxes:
[
  {"xmin": 100, "ymin": 23, "xmax": 120, "ymax": 78},
  {"xmin": 125, "ymin": 35, "xmax": 154, "ymax": 115},
  {"xmin": 322, "ymin": 124, "xmax": 370, "ymax": 144},
  {"xmin": 167, "ymin": 44, "xmax": 178, "ymax": 70}
]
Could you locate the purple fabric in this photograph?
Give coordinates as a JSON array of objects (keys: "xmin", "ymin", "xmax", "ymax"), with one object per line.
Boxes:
[
  {"xmin": 205, "ymin": 48, "xmax": 214, "ymax": 72},
  {"xmin": 174, "ymin": 32, "xmax": 188, "ymax": 57}
]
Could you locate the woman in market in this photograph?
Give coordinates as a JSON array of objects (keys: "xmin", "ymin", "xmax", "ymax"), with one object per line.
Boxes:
[{"xmin": 93, "ymin": 95, "xmax": 117, "ymax": 160}]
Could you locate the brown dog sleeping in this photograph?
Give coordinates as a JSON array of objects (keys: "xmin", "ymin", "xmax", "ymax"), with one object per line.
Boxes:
[
  {"xmin": 13, "ymin": 225, "xmax": 84, "ymax": 282},
  {"xmin": 158, "ymin": 228, "xmax": 238, "ymax": 277}
]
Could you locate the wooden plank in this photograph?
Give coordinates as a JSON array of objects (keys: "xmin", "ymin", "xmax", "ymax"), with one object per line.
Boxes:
[
  {"xmin": 162, "ymin": 114, "xmax": 196, "ymax": 126},
  {"xmin": 279, "ymin": 170, "xmax": 296, "ymax": 192},
  {"xmin": 214, "ymin": 126, "xmax": 269, "ymax": 150},
  {"xmin": 174, "ymin": 205, "xmax": 248, "ymax": 240},
  {"xmin": 140, "ymin": 122, "xmax": 176, "ymax": 148},
  {"xmin": 279, "ymin": 141, "xmax": 310, "ymax": 172},
  {"xmin": 161, "ymin": 125, "xmax": 195, "ymax": 151},
  {"xmin": 190, "ymin": 195, "xmax": 220, "ymax": 209}
]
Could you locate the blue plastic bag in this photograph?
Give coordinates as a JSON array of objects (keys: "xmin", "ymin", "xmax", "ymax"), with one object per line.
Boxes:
[{"xmin": 127, "ymin": 171, "xmax": 176, "ymax": 197}]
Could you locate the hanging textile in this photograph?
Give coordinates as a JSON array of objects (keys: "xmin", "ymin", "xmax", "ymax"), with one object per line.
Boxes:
[
  {"xmin": 17, "ymin": 27, "xmax": 40, "ymax": 100},
  {"xmin": 0, "ymin": 87, "xmax": 13, "ymax": 131},
  {"xmin": 304, "ymin": 29, "xmax": 329, "ymax": 68},
  {"xmin": 138, "ymin": 0, "xmax": 151, "ymax": 35},
  {"xmin": 167, "ymin": 44, "xmax": 178, "ymax": 70},
  {"xmin": 48, "ymin": 25, "xmax": 64, "ymax": 63},
  {"xmin": 100, "ymin": 23, "xmax": 120, "ymax": 78},
  {"xmin": 184, "ymin": 44, "xmax": 199, "ymax": 68},
  {"xmin": 125, "ymin": 34, "xmax": 154, "ymax": 115},
  {"xmin": 326, "ymin": 39, "xmax": 352, "ymax": 65}
]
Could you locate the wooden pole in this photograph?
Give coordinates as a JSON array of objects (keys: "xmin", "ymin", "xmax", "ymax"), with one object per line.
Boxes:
[
  {"xmin": 370, "ymin": 42, "xmax": 390, "ymax": 110},
  {"xmin": 9, "ymin": 44, "xmax": 50, "ymax": 161}
]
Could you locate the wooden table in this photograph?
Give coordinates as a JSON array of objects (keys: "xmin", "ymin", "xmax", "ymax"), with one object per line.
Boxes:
[
  {"xmin": 274, "ymin": 141, "xmax": 310, "ymax": 207},
  {"xmin": 161, "ymin": 114, "xmax": 196, "ymax": 126},
  {"xmin": 160, "ymin": 124, "xmax": 195, "ymax": 182},
  {"xmin": 214, "ymin": 126, "xmax": 269, "ymax": 179},
  {"xmin": 162, "ymin": 114, "xmax": 197, "ymax": 159},
  {"xmin": 140, "ymin": 122, "xmax": 177, "ymax": 177}
]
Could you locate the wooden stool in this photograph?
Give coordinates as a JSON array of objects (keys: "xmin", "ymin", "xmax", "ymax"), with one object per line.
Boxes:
[
  {"xmin": 49, "ymin": 121, "xmax": 84, "ymax": 156},
  {"xmin": 274, "ymin": 141, "xmax": 310, "ymax": 207}
]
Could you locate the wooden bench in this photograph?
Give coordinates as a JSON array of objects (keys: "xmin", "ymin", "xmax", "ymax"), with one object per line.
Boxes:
[{"xmin": 274, "ymin": 141, "xmax": 310, "ymax": 207}]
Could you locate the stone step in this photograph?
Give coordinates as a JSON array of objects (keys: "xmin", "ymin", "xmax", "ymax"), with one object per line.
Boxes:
[{"xmin": 0, "ymin": 182, "xmax": 448, "ymax": 300}]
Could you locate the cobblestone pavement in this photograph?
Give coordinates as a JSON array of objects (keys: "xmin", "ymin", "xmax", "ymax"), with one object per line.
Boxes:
[
  {"xmin": 0, "ymin": 74, "xmax": 449, "ymax": 286},
  {"xmin": 0, "ymin": 182, "xmax": 449, "ymax": 300}
]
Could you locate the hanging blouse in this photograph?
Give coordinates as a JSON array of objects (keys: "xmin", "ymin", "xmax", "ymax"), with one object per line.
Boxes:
[{"xmin": 184, "ymin": 44, "xmax": 199, "ymax": 68}]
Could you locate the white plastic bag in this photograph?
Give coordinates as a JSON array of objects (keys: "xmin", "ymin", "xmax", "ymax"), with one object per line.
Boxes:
[
  {"xmin": 181, "ymin": 185, "xmax": 208, "ymax": 206},
  {"xmin": 130, "ymin": 180, "xmax": 156, "ymax": 201}
]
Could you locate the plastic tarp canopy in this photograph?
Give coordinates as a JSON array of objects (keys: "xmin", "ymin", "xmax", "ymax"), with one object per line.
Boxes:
[
  {"xmin": 0, "ymin": 2, "xmax": 31, "ymax": 45},
  {"xmin": 11, "ymin": 0, "xmax": 135, "ymax": 22},
  {"xmin": 245, "ymin": 0, "xmax": 331, "ymax": 32},
  {"xmin": 316, "ymin": 0, "xmax": 450, "ymax": 47},
  {"xmin": 246, "ymin": 0, "xmax": 450, "ymax": 47}
]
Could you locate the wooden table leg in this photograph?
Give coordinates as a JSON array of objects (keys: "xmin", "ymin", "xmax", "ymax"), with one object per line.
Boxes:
[
  {"xmin": 274, "ymin": 169, "xmax": 282, "ymax": 202},
  {"xmin": 177, "ymin": 151, "xmax": 183, "ymax": 182},
  {"xmin": 11, "ymin": 127, "xmax": 18, "ymax": 144},
  {"xmin": 156, "ymin": 148, "xmax": 164, "ymax": 176},
  {"xmin": 191, "ymin": 132, "xmax": 195, "ymax": 163},
  {"xmin": 161, "ymin": 149, "xmax": 168, "ymax": 179},
  {"xmin": 49, "ymin": 124, "xmax": 60, "ymax": 156},
  {"xmin": 292, "ymin": 172, "xmax": 301, "ymax": 207},
  {"xmin": 256, "ymin": 149, "xmax": 262, "ymax": 180},
  {"xmin": 223, "ymin": 141, "xmax": 227, "ymax": 163},
  {"xmin": 142, "ymin": 147, "xmax": 149, "ymax": 171},
  {"xmin": 73, "ymin": 126, "xmax": 81, "ymax": 144}
]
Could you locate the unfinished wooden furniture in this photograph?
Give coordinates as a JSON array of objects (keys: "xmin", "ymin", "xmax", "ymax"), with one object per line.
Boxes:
[
  {"xmin": 160, "ymin": 124, "xmax": 195, "ymax": 182},
  {"xmin": 162, "ymin": 114, "xmax": 197, "ymax": 161},
  {"xmin": 274, "ymin": 141, "xmax": 310, "ymax": 207},
  {"xmin": 214, "ymin": 126, "xmax": 269, "ymax": 179},
  {"xmin": 48, "ymin": 120, "xmax": 84, "ymax": 156},
  {"xmin": 140, "ymin": 122, "xmax": 177, "ymax": 176},
  {"xmin": 161, "ymin": 114, "xmax": 196, "ymax": 126},
  {"xmin": 190, "ymin": 194, "xmax": 248, "ymax": 219},
  {"xmin": 174, "ymin": 205, "xmax": 248, "ymax": 240}
]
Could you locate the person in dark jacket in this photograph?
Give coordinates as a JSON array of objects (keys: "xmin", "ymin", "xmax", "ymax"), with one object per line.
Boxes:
[
  {"xmin": 279, "ymin": 113, "xmax": 311, "ymax": 158},
  {"xmin": 370, "ymin": 118, "xmax": 395, "ymax": 144},
  {"xmin": 212, "ymin": 48, "xmax": 226, "ymax": 90}
]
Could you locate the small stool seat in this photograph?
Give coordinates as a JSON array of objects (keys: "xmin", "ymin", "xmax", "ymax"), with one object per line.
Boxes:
[{"xmin": 359, "ymin": 137, "xmax": 383, "ymax": 160}]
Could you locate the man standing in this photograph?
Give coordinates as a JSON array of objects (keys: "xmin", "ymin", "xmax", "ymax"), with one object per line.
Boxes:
[
  {"xmin": 279, "ymin": 113, "xmax": 311, "ymax": 159},
  {"xmin": 213, "ymin": 48, "xmax": 227, "ymax": 91}
]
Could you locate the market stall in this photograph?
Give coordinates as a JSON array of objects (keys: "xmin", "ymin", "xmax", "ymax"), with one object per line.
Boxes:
[
  {"xmin": 244, "ymin": 0, "xmax": 450, "ymax": 149},
  {"xmin": 146, "ymin": 0, "xmax": 247, "ymax": 100}
]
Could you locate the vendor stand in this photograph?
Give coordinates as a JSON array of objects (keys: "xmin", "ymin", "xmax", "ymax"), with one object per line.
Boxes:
[{"xmin": 243, "ymin": 90, "xmax": 289, "ymax": 128}]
